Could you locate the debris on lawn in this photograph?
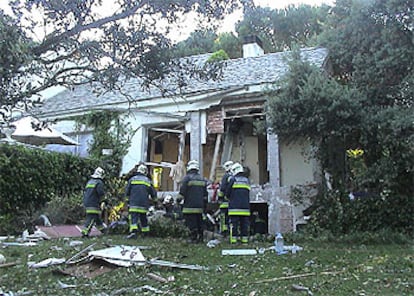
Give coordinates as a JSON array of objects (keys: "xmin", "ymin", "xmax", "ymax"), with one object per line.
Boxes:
[
  {"xmin": 221, "ymin": 249, "xmax": 257, "ymax": 256},
  {"xmin": 66, "ymin": 243, "xmax": 97, "ymax": 264},
  {"xmin": 0, "ymin": 289, "xmax": 34, "ymax": 296},
  {"xmin": 110, "ymin": 285, "xmax": 166, "ymax": 295},
  {"xmin": 57, "ymin": 280, "xmax": 82, "ymax": 289},
  {"xmin": 0, "ymin": 261, "xmax": 19, "ymax": 268},
  {"xmin": 28, "ymin": 257, "xmax": 66, "ymax": 268},
  {"xmin": 147, "ymin": 272, "xmax": 169, "ymax": 283},
  {"xmin": 88, "ymin": 245, "xmax": 146, "ymax": 267},
  {"xmin": 148, "ymin": 258, "xmax": 209, "ymax": 270},
  {"xmin": 1, "ymin": 242, "xmax": 38, "ymax": 247},
  {"xmin": 54, "ymin": 259, "xmax": 117, "ymax": 279},
  {"xmin": 36, "ymin": 225, "xmax": 101, "ymax": 238},
  {"xmin": 291, "ymin": 284, "xmax": 313, "ymax": 296},
  {"xmin": 68, "ymin": 240, "xmax": 84, "ymax": 247},
  {"xmin": 206, "ymin": 239, "xmax": 220, "ymax": 248}
]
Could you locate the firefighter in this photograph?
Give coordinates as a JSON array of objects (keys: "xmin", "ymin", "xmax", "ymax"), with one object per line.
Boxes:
[
  {"xmin": 178, "ymin": 160, "xmax": 208, "ymax": 243},
  {"xmin": 81, "ymin": 167, "xmax": 107, "ymax": 237},
  {"xmin": 163, "ymin": 195, "xmax": 183, "ymax": 221},
  {"xmin": 125, "ymin": 164, "xmax": 156, "ymax": 239},
  {"xmin": 217, "ymin": 160, "xmax": 233, "ymax": 236},
  {"xmin": 226, "ymin": 162, "xmax": 251, "ymax": 244}
]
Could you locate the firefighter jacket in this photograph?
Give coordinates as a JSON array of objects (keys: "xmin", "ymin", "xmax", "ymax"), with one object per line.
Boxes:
[
  {"xmin": 83, "ymin": 178, "xmax": 105, "ymax": 214},
  {"xmin": 226, "ymin": 174, "xmax": 251, "ymax": 216},
  {"xmin": 125, "ymin": 173, "xmax": 156, "ymax": 213},
  {"xmin": 218, "ymin": 171, "xmax": 232, "ymax": 208},
  {"xmin": 178, "ymin": 170, "xmax": 208, "ymax": 214},
  {"xmin": 164, "ymin": 204, "xmax": 183, "ymax": 220}
]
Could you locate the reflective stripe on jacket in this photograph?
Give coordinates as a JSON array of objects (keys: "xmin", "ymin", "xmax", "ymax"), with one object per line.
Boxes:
[
  {"xmin": 83, "ymin": 178, "xmax": 105, "ymax": 210},
  {"xmin": 226, "ymin": 174, "xmax": 251, "ymax": 216},
  {"xmin": 218, "ymin": 172, "xmax": 232, "ymax": 202},
  {"xmin": 179, "ymin": 170, "xmax": 208, "ymax": 214},
  {"xmin": 125, "ymin": 173, "xmax": 156, "ymax": 210}
]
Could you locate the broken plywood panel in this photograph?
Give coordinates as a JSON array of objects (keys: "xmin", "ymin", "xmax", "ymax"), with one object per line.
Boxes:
[
  {"xmin": 37, "ymin": 225, "xmax": 101, "ymax": 238},
  {"xmin": 88, "ymin": 245, "xmax": 146, "ymax": 266}
]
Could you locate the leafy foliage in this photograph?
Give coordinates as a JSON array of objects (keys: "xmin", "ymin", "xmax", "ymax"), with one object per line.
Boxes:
[
  {"xmin": 236, "ymin": 4, "xmax": 330, "ymax": 52},
  {"xmin": 0, "ymin": 0, "xmax": 252, "ymax": 123},
  {"xmin": 266, "ymin": 0, "xmax": 414, "ymax": 234},
  {"xmin": 0, "ymin": 143, "xmax": 97, "ymax": 233},
  {"xmin": 76, "ymin": 110, "xmax": 133, "ymax": 176},
  {"xmin": 149, "ymin": 216, "xmax": 189, "ymax": 238},
  {"xmin": 206, "ymin": 49, "xmax": 229, "ymax": 63},
  {"xmin": 173, "ymin": 30, "xmax": 242, "ymax": 59}
]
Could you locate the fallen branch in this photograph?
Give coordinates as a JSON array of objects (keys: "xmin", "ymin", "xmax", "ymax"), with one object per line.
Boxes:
[
  {"xmin": 0, "ymin": 261, "xmax": 19, "ymax": 268},
  {"xmin": 147, "ymin": 272, "xmax": 168, "ymax": 283}
]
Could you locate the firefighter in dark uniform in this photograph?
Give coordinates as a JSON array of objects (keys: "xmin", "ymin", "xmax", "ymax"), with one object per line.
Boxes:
[
  {"xmin": 178, "ymin": 160, "xmax": 208, "ymax": 243},
  {"xmin": 217, "ymin": 160, "xmax": 233, "ymax": 236},
  {"xmin": 125, "ymin": 164, "xmax": 156, "ymax": 239},
  {"xmin": 163, "ymin": 195, "xmax": 183, "ymax": 221},
  {"xmin": 226, "ymin": 162, "xmax": 251, "ymax": 244},
  {"xmin": 82, "ymin": 167, "xmax": 106, "ymax": 237}
]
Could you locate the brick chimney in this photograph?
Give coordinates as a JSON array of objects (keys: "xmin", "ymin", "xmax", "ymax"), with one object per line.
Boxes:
[{"xmin": 242, "ymin": 35, "xmax": 264, "ymax": 58}]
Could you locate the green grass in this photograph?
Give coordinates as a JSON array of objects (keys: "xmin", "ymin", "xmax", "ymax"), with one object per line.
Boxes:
[{"xmin": 1, "ymin": 234, "xmax": 413, "ymax": 295}]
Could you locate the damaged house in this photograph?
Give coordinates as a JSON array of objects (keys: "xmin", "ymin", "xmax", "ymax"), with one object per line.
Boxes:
[{"xmin": 36, "ymin": 37, "xmax": 330, "ymax": 234}]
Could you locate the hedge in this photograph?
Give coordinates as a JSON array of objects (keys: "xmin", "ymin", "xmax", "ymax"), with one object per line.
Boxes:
[{"xmin": 0, "ymin": 143, "xmax": 98, "ymax": 217}]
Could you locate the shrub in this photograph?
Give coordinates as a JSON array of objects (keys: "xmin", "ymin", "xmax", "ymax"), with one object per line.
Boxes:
[
  {"xmin": 149, "ymin": 216, "xmax": 189, "ymax": 238},
  {"xmin": 0, "ymin": 143, "xmax": 98, "ymax": 233},
  {"xmin": 33, "ymin": 192, "xmax": 85, "ymax": 225},
  {"xmin": 307, "ymin": 189, "xmax": 414, "ymax": 236}
]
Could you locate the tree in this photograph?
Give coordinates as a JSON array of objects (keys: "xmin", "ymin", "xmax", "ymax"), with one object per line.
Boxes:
[
  {"xmin": 172, "ymin": 29, "xmax": 218, "ymax": 57},
  {"xmin": 236, "ymin": 4, "xmax": 330, "ymax": 52},
  {"xmin": 0, "ymin": 0, "xmax": 253, "ymax": 124},
  {"xmin": 213, "ymin": 32, "xmax": 241, "ymax": 59},
  {"xmin": 266, "ymin": 0, "xmax": 414, "ymax": 233},
  {"xmin": 173, "ymin": 30, "xmax": 242, "ymax": 59}
]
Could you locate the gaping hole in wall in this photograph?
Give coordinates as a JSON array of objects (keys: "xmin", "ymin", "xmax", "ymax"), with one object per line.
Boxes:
[
  {"xmin": 222, "ymin": 108, "xmax": 268, "ymax": 186},
  {"xmin": 250, "ymin": 201, "xmax": 268, "ymax": 235},
  {"xmin": 147, "ymin": 125, "xmax": 188, "ymax": 191}
]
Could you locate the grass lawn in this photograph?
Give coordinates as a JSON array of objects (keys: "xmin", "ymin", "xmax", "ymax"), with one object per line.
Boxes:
[{"xmin": 0, "ymin": 234, "xmax": 413, "ymax": 295}]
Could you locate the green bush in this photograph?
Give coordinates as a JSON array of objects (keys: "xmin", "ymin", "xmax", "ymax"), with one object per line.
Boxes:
[
  {"xmin": 33, "ymin": 192, "xmax": 84, "ymax": 225},
  {"xmin": 149, "ymin": 216, "xmax": 189, "ymax": 238},
  {"xmin": 0, "ymin": 143, "xmax": 98, "ymax": 233},
  {"xmin": 307, "ymin": 190, "xmax": 414, "ymax": 236}
]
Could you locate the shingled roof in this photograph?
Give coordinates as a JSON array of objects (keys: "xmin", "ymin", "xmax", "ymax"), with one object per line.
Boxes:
[{"xmin": 37, "ymin": 47, "xmax": 328, "ymax": 116}]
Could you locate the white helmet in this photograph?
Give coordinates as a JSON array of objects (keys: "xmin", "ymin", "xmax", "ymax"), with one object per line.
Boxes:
[
  {"xmin": 223, "ymin": 160, "xmax": 234, "ymax": 172},
  {"xmin": 163, "ymin": 194, "xmax": 174, "ymax": 205},
  {"xmin": 91, "ymin": 167, "xmax": 105, "ymax": 179},
  {"xmin": 231, "ymin": 162, "xmax": 244, "ymax": 175},
  {"xmin": 187, "ymin": 160, "xmax": 199, "ymax": 171},
  {"xmin": 137, "ymin": 164, "xmax": 148, "ymax": 175}
]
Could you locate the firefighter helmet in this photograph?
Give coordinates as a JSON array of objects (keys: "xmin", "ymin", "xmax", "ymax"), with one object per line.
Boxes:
[
  {"xmin": 91, "ymin": 167, "xmax": 105, "ymax": 179},
  {"xmin": 187, "ymin": 160, "xmax": 199, "ymax": 171},
  {"xmin": 223, "ymin": 160, "xmax": 234, "ymax": 172},
  {"xmin": 137, "ymin": 164, "xmax": 148, "ymax": 175},
  {"xmin": 163, "ymin": 194, "xmax": 174, "ymax": 205},
  {"xmin": 231, "ymin": 162, "xmax": 244, "ymax": 175}
]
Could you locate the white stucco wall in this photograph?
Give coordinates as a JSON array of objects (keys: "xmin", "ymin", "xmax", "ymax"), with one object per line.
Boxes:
[{"xmin": 279, "ymin": 140, "xmax": 315, "ymax": 187}]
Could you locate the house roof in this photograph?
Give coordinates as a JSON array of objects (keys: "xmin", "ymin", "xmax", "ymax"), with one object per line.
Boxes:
[{"xmin": 36, "ymin": 47, "xmax": 328, "ymax": 117}]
